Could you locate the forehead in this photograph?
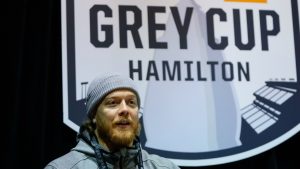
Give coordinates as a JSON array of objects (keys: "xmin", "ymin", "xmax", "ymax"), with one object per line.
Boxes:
[{"xmin": 104, "ymin": 89, "xmax": 137, "ymax": 99}]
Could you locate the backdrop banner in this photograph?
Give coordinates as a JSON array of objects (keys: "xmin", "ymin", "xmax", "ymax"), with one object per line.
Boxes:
[{"xmin": 61, "ymin": 0, "xmax": 300, "ymax": 166}]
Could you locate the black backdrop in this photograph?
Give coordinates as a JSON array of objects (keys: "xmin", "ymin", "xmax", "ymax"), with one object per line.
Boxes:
[{"xmin": 7, "ymin": 0, "xmax": 300, "ymax": 169}]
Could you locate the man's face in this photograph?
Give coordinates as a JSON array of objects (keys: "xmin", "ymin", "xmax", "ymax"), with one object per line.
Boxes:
[{"xmin": 94, "ymin": 89, "xmax": 140, "ymax": 149}]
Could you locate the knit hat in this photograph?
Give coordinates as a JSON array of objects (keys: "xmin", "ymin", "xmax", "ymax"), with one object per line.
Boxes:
[{"xmin": 86, "ymin": 74, "xmax": 140, "ymax": 118}]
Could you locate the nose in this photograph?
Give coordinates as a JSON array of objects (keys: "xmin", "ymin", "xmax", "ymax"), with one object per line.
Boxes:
[{"xmin": 119, "ymin": 100, "xmax": 129, "ymax": 116}]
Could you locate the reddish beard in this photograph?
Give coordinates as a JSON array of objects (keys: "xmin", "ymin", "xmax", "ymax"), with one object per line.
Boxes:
[{"xmin": 96, "ymin": 117, "xmax": 141, "ymax": 148}]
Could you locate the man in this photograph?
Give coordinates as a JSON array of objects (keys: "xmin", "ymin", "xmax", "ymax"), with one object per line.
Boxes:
[{"xmin": 45, "ymin": 74, "xmax": 180, "ymax": 169}]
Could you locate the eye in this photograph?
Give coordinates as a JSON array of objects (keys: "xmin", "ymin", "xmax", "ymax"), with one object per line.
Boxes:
[
  {"xmin": 128, "ymin": 99, "xmax": 138, "ymax": 107},
  {"xmin": 105, "ymin": 99, "xmax": 118, "ymax": 107}
]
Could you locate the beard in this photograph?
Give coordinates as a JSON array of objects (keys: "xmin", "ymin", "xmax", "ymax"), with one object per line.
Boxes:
[{"xmin": 96, "ymin": 116, "xmax": 141, "ymax": 148}]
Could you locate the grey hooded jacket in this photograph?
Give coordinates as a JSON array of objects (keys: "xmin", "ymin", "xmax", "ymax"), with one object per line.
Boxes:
[{"xmin": 44, "ymin": 138, "xmax": 180, "ymax": 169}]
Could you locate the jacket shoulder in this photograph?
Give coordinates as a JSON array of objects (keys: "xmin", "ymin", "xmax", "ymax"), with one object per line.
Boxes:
[
  {"xmin": 141, "ymin": 150, "xmax": 180, "ymax": 169},
  {"xmin": 44, "ymin": 150, "xmax": 97, "ymax": 169}
]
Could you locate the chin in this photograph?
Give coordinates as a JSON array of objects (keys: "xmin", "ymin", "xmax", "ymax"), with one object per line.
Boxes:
[{"xmin": 110, "ymin": 130, "xmax": 136, "ymax": 146}]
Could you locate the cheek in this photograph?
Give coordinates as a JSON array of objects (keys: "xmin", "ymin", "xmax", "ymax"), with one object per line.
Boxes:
[
  {"xmin": 131, "ymin": 110, "xmax": 139, "ymax": 119},
  {"xmin": 98, "ymin": 108, "xmax": 116, "ymax": 119},
  {"xmin": 98, "ymin": 114, "xmax": 114, "ymax": 123}
]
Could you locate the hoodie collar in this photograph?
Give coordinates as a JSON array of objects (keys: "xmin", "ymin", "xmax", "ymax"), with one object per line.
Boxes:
[{"xmin": 75, "ymin": 127, "xmax": 142, "ymax": 168}]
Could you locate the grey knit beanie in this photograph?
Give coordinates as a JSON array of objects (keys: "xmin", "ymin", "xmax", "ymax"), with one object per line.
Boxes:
[{"xmin": 86, "ymin": 74, "xmax": 140, "ymax": 119}]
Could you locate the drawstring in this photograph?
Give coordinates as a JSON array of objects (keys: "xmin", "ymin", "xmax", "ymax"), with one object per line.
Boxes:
[
  {"xmin": 137, "ymin": 144, "xmax": 144, "ymax": 169},
  {"xmin": 77, "ymin": 128, "xmax": 109, "ymax": 169},
  {"xmin": 90, "ymin": 134, "xmax": 108, "ymax": 169},
  {"xmin": 136, "ymin": 138, "xmax": 144, "ymax": 169}
]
